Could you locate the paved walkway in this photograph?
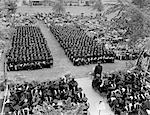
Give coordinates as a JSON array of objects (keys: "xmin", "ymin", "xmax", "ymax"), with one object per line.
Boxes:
[{"xmin": 76, "ymin": 77, "xmax": 114, "ymax": 115}]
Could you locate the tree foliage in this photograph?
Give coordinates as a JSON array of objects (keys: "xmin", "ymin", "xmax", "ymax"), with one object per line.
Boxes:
[
  {"xmin": 92, "ymin": 0, "xmax": 104, "ymax": 12},
  {"xmin": 104, "ymin": 0, "xmax": 150, "ymax": 46},
  {"xmin": 0, "ymin": 1, "xmax": 17, "ymax": 42},
  {"xmin": 52, "ymin": 0, "xmax": 65, "ymax": 14},
  {"xmin": 132, "ymin": 0, "xmax": 145, "ymax": 8},
  {"xmin": 104, "ymin": 0, "xmax": 129, "ymax": 17},
  {"xmin": 132, "ymin": 0, "xmax": 150, "ymax": 8},
  {"xmin": 5, "ymin": 1, "xmax": 17, "ymax": 15}
]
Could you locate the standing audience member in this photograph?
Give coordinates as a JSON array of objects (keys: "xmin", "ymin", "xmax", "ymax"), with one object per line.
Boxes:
[{"xmin": 94, "ymin": 62, "xmax": 103, "ymax": 79}]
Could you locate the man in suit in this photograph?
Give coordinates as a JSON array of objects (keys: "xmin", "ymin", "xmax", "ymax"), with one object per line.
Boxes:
[{"xmin": 94, "ymin": 62, "xmax": 103, "ymax": 79}]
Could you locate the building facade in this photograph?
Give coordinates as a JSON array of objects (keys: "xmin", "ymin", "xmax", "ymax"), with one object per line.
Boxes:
[
  {"xmin": 79, "ymin": 0, "xmax": 95, "ymax": 6},
  {"xmin": 29, "ymin": 0, "xmax": 44, "ymax": 6},
  {"xmin": 29, "ymin": 0, "xmax": 55, "ymax": 6},
  {"xmin": 64, "ymin": 0, "xmax": 96, "ymax": 6},
  {"xmin": 7, "ymin": 0, "xmax": 96, "ymax": 6}
]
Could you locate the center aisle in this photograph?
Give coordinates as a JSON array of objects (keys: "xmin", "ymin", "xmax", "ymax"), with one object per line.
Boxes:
[
  {"xmin": 76, "ymin": 77, "xmax": 114, "ymax": 115},
  {"xmin": 36, "ymin": 21, "xmax": 81, "ymax": 78}
]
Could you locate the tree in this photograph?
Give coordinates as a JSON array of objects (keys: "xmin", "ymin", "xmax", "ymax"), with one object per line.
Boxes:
[
  {"xmin": 0, "ymin": 6, "xmax": 7, "ymax": 17},
  {"xmin": 104, "ymin": 0, "xmax": 150, "ymax": 45},
  {"xmin": 104, "ymin": 0, "xmax": 150, "ymax": 70},
  {"xmin": 92, "ymin": 0, "xmax": 104, "ymax": 12},
  {"xmin": 104, "ymin": 0, "xmax": 129, "ymax": 17},
  {"xmin": 132, "ymin": 0, "xmax": 146, "ymax": 8},
  {"xmin": 4, "ymin": 1, "xmax": 17, "ymax": 27},
  {"xmin": 5, "ymin": 1, "xmax": 17, "ymax": 15},
  {"xmin": 52, "ymin": 0, "xmax": 65, "ymax": 14},
  {"xmin": 43, "ymin": 0, "xmax": 50, "ymax": 6},
  {"xmin": 0, "ymin": 2, "xmax": 5, "ymax": 11}
]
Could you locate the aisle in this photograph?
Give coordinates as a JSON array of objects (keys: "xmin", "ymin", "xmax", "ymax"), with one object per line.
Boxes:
[
  {"xmin": 76, "ymin": 77, "xmax": 114, "ymax": 115},
  {"xmin": 36, "ymin": 21, "xmax": 76, "ymax": 78}
]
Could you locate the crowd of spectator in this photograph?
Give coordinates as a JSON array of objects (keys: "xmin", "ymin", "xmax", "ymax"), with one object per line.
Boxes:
[
  {"xmin": 104, "ymin": 38, "xmax": 140, "ymax": 61},
  {"xmin": 114, "ymin": 49, "xmax": 139, "ymax": 60},
  {"xmin": 92, "ymin": 68, "xmax": 150, "ymax": 115},
  {"xmin": 4, "ymin": 75, "xmax": 89, "ymax": 115},
  {"xmin": 1, "ymin": 13, "xmax": 37, "ymax": 27},
  {"xmin": 6, "ymin": 26, "xmax": 53, "ymax": 71}
]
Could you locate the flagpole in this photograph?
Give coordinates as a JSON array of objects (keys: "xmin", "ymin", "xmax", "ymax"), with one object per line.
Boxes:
[
  {"xmin": 3, "ymin": 42, "xmax": 8, "ymax": 85},
  {"xmin": 1, "ymin": 84, "xmax": 8, "ymax": 115}
]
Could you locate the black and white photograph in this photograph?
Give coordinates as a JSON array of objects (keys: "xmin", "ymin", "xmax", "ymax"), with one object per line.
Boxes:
[{"xmin": 0, "ymin": 0, "xmax": 150, "ymax": 115}]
